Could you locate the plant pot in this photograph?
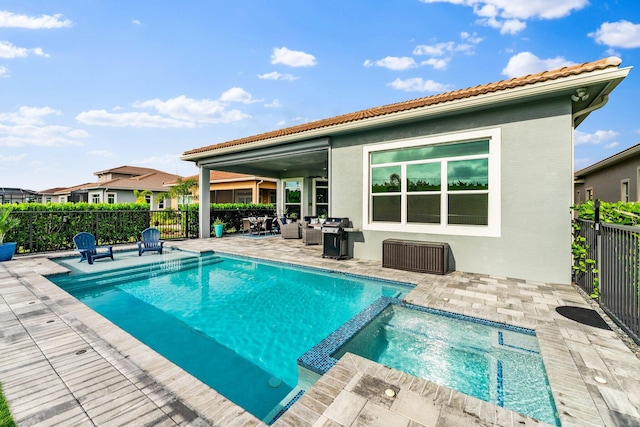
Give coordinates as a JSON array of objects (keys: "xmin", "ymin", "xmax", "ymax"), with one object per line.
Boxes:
[
  {"xmin": 214, "ymin": 224, "xmax": 224, "ymax": 238},
  {"xmin": 0, "ymin": 242, "xmax": 17, "ymax": 261}
]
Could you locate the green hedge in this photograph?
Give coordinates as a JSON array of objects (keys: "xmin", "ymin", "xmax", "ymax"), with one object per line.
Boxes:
[
  {"xmin": 4, "ymin": 202, "xmax": 277, "ymax": 254},
  {"xmin": 573, "ymin": 200, "xmax": 640, "ymax": 226},
  {"xmin": 182, "ymin": 203, "xmax": 276, "ymax": 236},
  {"xmin": 7, "ymin": 203, "xmax": 150, "ymax": 254}
]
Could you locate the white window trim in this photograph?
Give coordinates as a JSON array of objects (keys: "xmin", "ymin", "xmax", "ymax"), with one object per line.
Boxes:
[
  {"xmin": 90, "ymin": 192, "xmax": 101, "ymax": 203},
  {"xmin": 362, "ymin": 128, "xmax": 501, "ymax": 237},
  {"xmin": 621, "ymin": 178, "xmax": 630, "ymax": 203},
  {"xmin": 586, "ymin": 187, "xmax": 594, "ymax": 201},
  {"xmin": 636, "ymin": 166, "xmax": 640, "ymax": 201},
  {"xmin": 107, "ymin": 192, "xmax": 117, "ymax": 204},
  {"xmin": 281, "ymin": 177, "xmax": 304, "ymax": 216}
]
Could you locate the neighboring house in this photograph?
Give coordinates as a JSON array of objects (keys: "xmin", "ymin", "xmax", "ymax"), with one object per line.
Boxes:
[
  {"xmin": 38, "ymin": 187, "xmax": 68, "ymax": 204},
  {"xmin": 40, "ymin": 183, "xmax": 92, "ymax": 204},
  {"xmin": 574, "ymin": 143, "xmax": 640, "ymax": 203},
  {"xmin": 0, "ymin": 187, "xmax": 39, "ymax": 204},
  {"xmin": 39, "ymin": 166, "xmax": 182, "ymax": 209},
  {"xmin": 181, "ymin": 57, "xmax": 630, "ymax": 284},
  {"xmin": 164, "ymin": 171, "xmax": 277, "ymax": 208},
  {"xmin": 82, "ymin": 166, "xmax": 182, "ymax": 209}
]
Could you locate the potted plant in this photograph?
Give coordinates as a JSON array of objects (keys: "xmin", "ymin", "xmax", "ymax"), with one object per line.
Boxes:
[
  {"xmin": 319, "ymin": 213, "xmax": 328, "ymax": 224},
  {"xmin": 0, "ymin": 207, "xmax": 20, "ymax": 261},
  {"xmin": 289, "ymin": 212, "xmax": 298, "ymax": 223},
  {"xmin": 213, "ymin": 217, "xmax": 225, "ymax": 238}
]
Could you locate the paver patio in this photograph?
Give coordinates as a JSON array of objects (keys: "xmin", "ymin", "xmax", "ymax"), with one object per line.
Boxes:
[{"xmin": 1, "ymin": 236, "xmax": 639, "ymax": 426}]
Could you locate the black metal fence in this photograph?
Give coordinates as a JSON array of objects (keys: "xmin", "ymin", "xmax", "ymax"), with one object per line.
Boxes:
[
  {"xmin": 9, "ymin": 207, "xmax": 277, "ymax": 255},
  {"xmin": 574, "ymin": 218, "xmax": 640, "ymax": 344},
  {"xmin": 10, "ymin": 210, "xmax": 192, "ymax": 255}
]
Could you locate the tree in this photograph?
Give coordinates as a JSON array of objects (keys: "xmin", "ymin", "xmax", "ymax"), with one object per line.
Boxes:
[
  {"xmin": 133, "ymin": 189, "xmax": 153, "ymax": 204},
  {"xmin": 157, "ymin": 177, "xmax": 198, "ymax": 207}
]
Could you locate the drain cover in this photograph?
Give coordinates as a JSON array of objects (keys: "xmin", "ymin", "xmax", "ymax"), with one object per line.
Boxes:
[{"xmin": 555, "ymin": 306, "xmax": 611, "ymax": 330}]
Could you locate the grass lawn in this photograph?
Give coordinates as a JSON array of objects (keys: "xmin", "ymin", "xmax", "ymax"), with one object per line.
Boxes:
[{"xmin": 0, "ymin": 383, "xmax": 15, "ymax": 427}]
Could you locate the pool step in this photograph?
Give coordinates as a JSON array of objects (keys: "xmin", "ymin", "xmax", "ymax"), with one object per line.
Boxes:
[{"xmin": 54, "ymin": 254, "xmax": 224, "ymax": 292}]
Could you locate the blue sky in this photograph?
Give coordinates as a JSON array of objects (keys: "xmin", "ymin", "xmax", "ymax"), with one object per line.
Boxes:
[{"xmin": 1, "ymin": 1, "xmax": 639, "ymax": 191}]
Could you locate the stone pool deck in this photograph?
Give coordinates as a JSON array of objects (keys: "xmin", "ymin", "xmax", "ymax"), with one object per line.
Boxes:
[{"xmin": 0, "ymin": 235, "xmax": 638, "ymax": 426}]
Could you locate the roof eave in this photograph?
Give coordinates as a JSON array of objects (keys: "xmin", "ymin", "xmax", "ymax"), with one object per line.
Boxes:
[
  {"xmin": 575, "ymin": 142, "xmax": 640, "ymax": 177},
  {"xmin": 181, "ymin": 65, "xmax": 631, "ymax": 163}
]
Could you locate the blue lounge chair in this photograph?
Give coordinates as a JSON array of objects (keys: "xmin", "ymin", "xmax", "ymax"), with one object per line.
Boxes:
[
  {"xmin": 73, "ymin": 232, "xmax": 113, "ymax": 265},
  {"xmin": 137, "ymin": 227, "xmax": 164, "ymax": 256}
]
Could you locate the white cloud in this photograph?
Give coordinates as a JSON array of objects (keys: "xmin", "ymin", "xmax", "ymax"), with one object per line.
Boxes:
[
  {"xmin": 88, "ymin": 150, "xmax": 113, "ymax": 157},
  {"xmin": 589, "ymin": 20, "xmax": 640, "ymax": 49},
  {"xmin": 363, "ymin": 56, "xmax": 417, "ymax": 71},
  {"xmin": 413, "ymin": 33, "xmax": 482, "ymax": 69},
  {"xmin": 0, "ymin": 106, "xmax": 87, "ymax": 147},
  {"xmin": 387, "ymin": 78, "xmax": 452, "ymax": 92},
  {"xmin": 76, "ymin": 109, "xmax": 196, "ymax": 128},
  {"xmin": 0, "ymin": 41, "xmax": 49, "ymax": 58},
  {"xmin": 0, "ymin": 153, "xmax": 27, "ymax": 162},
  {"xmin": 271, "ymin": 47, "xmax": 316, "ymax": 67},
  {"xmin": 78, "ymin": 91, "xmax": 255, "ymax": 128},
  {"xmin": 420, "ymin": 58, "xmax": 449, "ymax": 70},
  {"xmin": 605, "ymin": 142, "xmax": 619, "ymax": 149},
  {"xmin": 265, "ymin": 99, "xmax": 281, "ymax": 108},
  {"xmin": 0, "ymin": 10, "xmax": 72, "ymax": 29},
  {"xmin": 132, "ymin": 19, "xmax": 141, "ymax": 25},
  {"xmin": 501, "ymin": 52, "xmax": 574, "ymax": 78},
  {"xmin": 219, "ymin": 87, "xmax": 260, "ymax": 104},
  {"xmin": 257, "ymin": 71, "xmax": 298, "ymax": 81},
  {"xmin": 0, "ymin": 65, "xmax": 8, "ymax": 78},
  {"xmin": 419, "ymin": 0, "xmax": 588, "ymax": 34},
  {"xmin": 574, "ymin": 130, "xmax": 619, "ymax": 146},
  {"xmin": 0, "ymin": 106, "xmax": 61, "ymax": 125}
]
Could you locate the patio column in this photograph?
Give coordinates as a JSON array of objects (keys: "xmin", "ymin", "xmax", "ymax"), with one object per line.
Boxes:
[{"xmin": 199, "ymin": 167, "xmax": 211, "ymax": 238}]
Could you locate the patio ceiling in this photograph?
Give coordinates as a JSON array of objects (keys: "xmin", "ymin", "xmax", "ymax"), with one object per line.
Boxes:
[{"xmin": 195, "ymin": 137, "xmax": 329, "ymax": 178}]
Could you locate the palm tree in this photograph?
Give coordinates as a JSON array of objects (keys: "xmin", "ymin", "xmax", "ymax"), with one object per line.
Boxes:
[
  {"xmin": 133, "ymin": 189, "xmax": 153, "ymax": 204},
  {"xmin": 159, "ymin": 177, "xmax": 198, "ymax": 207}
]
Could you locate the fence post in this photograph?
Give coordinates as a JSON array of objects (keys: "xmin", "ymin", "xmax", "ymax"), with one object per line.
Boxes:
[{"xmin": 594, "ymin": 199, "xmax": 602, "ymax": 298}]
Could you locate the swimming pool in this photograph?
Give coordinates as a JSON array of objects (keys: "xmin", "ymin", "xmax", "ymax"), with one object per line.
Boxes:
[
  {"xmin": 49, "ymin": 250, "xmax": 413, "ymax": 421},
  {"xmin": 330, "ymin": 302, "xmax": 559, "ymax": 426}
]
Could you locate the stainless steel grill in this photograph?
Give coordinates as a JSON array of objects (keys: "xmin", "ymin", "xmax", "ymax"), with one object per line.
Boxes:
[{"xmin": 321, "ymin": 217, "xmax": 349, "ymax": 259}]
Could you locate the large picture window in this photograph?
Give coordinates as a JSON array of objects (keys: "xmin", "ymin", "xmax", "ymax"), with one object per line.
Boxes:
[{"xmin": 363, "ymin": 129, "xmax": 500, "ymax": 237}]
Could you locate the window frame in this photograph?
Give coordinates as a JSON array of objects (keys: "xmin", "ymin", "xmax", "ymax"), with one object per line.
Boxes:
[
  {"xmin": 90, "ymin": 193, "xmax": 100, "ymax": 204},
  {"xmin": 362, "ymin": 128, "xmax": 501, "ymax": 237},
  {"xmin": 621, "ymin": 179, "xmax": 630, "ymax": 203},
  {"xmin": 107, "ymin": 193, "xmax": 116, "ymax": 204},
  {"xmin": 586, "ymin": 187, "xmax": 593, "ymax": 201}
]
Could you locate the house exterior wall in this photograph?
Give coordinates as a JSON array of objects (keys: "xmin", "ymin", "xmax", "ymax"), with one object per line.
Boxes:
[
  {"xmin": 330, "ymin": 97, "xmax": 573, "ymax": 284},
  {"xmin": 574, "ymin": 156, "xmax": 640, "ymax": 203}
]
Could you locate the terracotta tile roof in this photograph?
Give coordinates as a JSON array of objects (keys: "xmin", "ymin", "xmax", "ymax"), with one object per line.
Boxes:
[
  {"xmin": 38, "ymin": 187, "xmax": 67, "ymax": 194},
  {"xmin": 165, "ymin": 171, "xmax": 276, "ymax": 185},
  {"xmin": 84, "ymin": 172, "xmax": 182, "ymax": 192},
  {"xmin": 183, "ymin": 56, "xmax": 622, "ymax": 157},
  {"xmin": 93, "ymin": 165, "xmax": 161, "ymax": 176},
  {"xmin": 53, "ymin": 183, "xmax": 94, "ymax": 194}
]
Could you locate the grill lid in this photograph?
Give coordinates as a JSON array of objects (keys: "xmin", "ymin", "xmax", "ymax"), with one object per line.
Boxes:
[{"xmin": 322, "ymin": 217, "xmax": 349, "ymax": 228}]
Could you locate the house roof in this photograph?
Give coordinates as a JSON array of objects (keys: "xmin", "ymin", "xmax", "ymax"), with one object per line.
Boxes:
[
  {"xmin": 183, "ymin": 56, "xmax": 627, "ymax": 159},
  {"xmin": 165, "ymin": 170, "xmax": 278, "ymax": 186},
  {"xmin": 83, "ymin": 171, "xmax": 181, "ymax": 192},
  {"xmin": 93, "ymin": 165, "xmax": 162, "ymax": 177},
  {"xmin": 51, "ymin": 183, "xmax": 93, "ymax": 195},
  {"xmin": 38, "ymin": 187, "xmax": 67, "ymax": 195},
  {"xmin": 575, "ymin": 143, "xmax": 640, "ymax": 177}
]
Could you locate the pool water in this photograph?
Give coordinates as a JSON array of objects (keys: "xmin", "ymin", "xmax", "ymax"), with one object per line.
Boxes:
[
  {"xmin": 50, "ymin": 251, "xmax": 412, "ymax": 421},
  {"xmin": 332, "ymin": 304, "xmax": 559, "ymax": 426}
]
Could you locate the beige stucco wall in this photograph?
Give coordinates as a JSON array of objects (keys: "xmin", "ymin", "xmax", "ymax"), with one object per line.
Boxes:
[{"xmin": 330, "ymin": 98, "xmax": 574, "ymax": 284}]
